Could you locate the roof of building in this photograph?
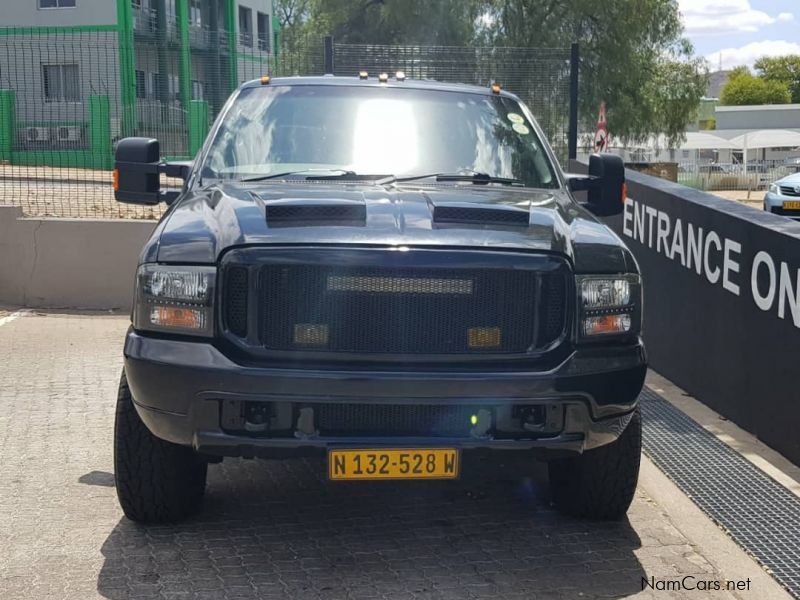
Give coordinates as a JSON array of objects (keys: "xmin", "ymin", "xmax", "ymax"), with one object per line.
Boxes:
[{"xmin": 716, "ymin": 103, "xmax": 800, "ymax": 112}]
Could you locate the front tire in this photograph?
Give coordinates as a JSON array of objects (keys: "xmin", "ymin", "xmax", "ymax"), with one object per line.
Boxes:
[
  {"xmin": 548, "ymin": 407, "xmax": 641, "ymax": 520},
  {"xmin": 114, "ymin": 370, "xmax": 207, "ymax": 523}
]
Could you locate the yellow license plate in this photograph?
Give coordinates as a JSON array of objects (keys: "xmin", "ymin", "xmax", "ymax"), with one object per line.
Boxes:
[
  {"xmin": 783, "ymin": 201, "xmax": 800, "ymax": 210},
  {"xmin": 328, "ymin": 448, "xmax": 460, "ymax": 480}
]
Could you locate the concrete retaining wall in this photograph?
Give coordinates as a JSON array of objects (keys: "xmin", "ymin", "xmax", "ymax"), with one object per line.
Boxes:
[{"xmin": 0, "ymin": 205, "xmax": 154, "ymax": 309}]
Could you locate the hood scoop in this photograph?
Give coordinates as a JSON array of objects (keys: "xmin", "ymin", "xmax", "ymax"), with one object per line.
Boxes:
[
  {"xmin": 263, "ymin": 198, "xmax": 366, "ymax": 227},
  {"xmin": 432, "ymin": 203, "xmax": 530, "ymax": 227}
]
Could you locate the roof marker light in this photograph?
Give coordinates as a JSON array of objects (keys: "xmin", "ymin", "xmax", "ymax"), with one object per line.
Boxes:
[
  {"xmin": 260, "ymin": 75, "xmax": 271, "ymax": 85},
  {"xmin": 378, "ymin": 72, "xmax": 389, "ymax": 83},
  {"xmin": 491, "ymin": 83, "xmax": 501, "ymax": 94},
  {"xmin": 359, "ymin": 71, "xmax": 368, "ymax": 79},
  {"xmin": 395, "ymin": 71, "xmax": 406, "ymax": 81}
]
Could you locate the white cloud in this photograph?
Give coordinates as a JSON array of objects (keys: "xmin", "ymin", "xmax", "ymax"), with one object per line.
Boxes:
[
  {"xmin": 678, "ymin": 0, "xmax": 789, "ymax": 35},
  {"xmin": 706, "ymin": 40, "xmax": 800, "ymax": 70},
  {"xmin": 777, "ymin": 12, "xmax": 794, "ymax": 22}
]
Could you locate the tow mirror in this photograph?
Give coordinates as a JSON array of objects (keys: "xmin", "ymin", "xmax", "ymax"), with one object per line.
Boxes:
[
  {"xmin": 586, "ymin": 153, "xmax": 626, "ymax": 216},
  {"xmin": 114, "ymin": 137, "xmax": 191, "ymax": 205}
]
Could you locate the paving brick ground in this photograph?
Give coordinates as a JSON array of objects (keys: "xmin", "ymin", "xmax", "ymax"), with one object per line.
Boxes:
[{"xmin": 0, "ymin": 313, "xmax": 745, "ymax": 599}]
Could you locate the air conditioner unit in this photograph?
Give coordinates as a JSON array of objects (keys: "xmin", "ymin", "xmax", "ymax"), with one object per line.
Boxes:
[
  {"xmin": 25, "ymin": 127, "xmax": 50, "ymax": 142},
  {"xmin": 57, "ymin": 126, "xmax": 83, "ymax": 142}
]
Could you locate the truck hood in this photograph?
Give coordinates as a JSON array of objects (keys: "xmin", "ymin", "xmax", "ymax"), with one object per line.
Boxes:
[{"xmin": 146, "ymin": 182, "xmax": 633, "ymax": 273}]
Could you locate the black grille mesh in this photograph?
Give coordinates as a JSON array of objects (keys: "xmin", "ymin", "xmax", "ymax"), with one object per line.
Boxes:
[
  {"xmin": 539, "ymin": 274, "xmax": 567, "ymax": 345},
  {"xmin": 433, "ymin": 206, "xmax": 529, "ymax": 226},
  {"xmin": 779, "ymin": 186, "xmax": 800, "ymax": 198},
  {"xmin": 266, "ymin": 204, "xmax": 366, "ymax": 223},
  {"xmin": 255, "ymin": 264, "xmax": 566, "ymax": 354},
  {"xmin": 224, "ymin": 267, "xmax": 249, "ymax": 337},
  {"xmin": 313, "ymin": 403, "xmax": 483, "ymax": 437}
]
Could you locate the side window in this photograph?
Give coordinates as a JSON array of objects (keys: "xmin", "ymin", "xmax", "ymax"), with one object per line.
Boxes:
[
  {"xmin": 42, "ymin": 64, "xmax": 80, "ymax": 102},
  {"xmin": 238, "ymin": 6, "xmax": 253, "ymax": 47}
]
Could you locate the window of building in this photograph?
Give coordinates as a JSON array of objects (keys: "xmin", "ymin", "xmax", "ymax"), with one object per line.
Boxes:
[
  {"xmin": 166, "ymin": 0, "xmax": 177, "ymax": 30},
  {"xmin": 39, "ymin": 0, "xmax": 77, "ymax": 8},
  {"xmin": 168, "ymin": 74, "xmax": 180, "ymax": 101},
  {"xmin": 135, "ymin": 69, "xmax": 147, "ymax": 99},
  {"xmin": 189, "ymin": 0, "xmax": 202, "ymax": 27},
  {"xmin": 256, "ymin": 12, "xmax": 269, "ymax": 52},
  {"xmin": 147, "ymin": 72, "xmax": 158, "ymax": 97},
  {"xmin": 42, "ymin": 64, "xmax": 80, "ymax": 102},
  {"xmin": 192, "ymin": 80, "xmax": 205, "ymax": 101},
  {"xmin": 238, "ymin": 6, "xmax": 253, "ymax": 47}
]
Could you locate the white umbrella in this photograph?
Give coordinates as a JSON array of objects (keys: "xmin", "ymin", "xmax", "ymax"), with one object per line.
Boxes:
[
  {"xmin": 728, "ymin": 129, "xmax": 800, "ymax": 173},
  {"xmin": 680, "ymin": 131, "xmax": 740, "ymax": 150},
  {"xmin": 728, "ymin": 129, "xmax": 800, "ymax": 149}
]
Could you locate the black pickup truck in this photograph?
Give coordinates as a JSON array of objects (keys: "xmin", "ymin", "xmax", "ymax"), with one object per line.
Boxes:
[{"xmin": 113, "ymin": 75, "xmax": 646, "ymax": 523}]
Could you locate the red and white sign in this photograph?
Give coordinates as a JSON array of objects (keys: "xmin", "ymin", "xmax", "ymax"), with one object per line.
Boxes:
[{"xmin": 594, "ymin": 101, "xmax": 608, "ymax": 152}]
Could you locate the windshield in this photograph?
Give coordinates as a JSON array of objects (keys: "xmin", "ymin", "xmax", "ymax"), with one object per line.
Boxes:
[{"xmin": 200, "ymin": 84, "xmax": 560, "ymax": 189}]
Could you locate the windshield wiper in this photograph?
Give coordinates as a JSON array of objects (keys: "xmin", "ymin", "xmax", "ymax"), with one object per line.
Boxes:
[
  {"xmin": 240, "ymin": 169, "xmax": 355, "ymax": 182},
  {"xmin": 388, "ymin": 172, "xmax": 524, "ymax": 186}
]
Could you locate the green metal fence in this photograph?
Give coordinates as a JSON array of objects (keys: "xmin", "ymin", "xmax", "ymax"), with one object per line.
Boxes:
[{"xmin": 0, "ymin": 25, "xmax": 573, "ymax": 219}]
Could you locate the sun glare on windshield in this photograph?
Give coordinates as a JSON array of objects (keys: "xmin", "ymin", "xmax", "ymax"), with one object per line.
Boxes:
[{"xmin": 352, "ymin": 99, "xmax": 419, "ymax": 174}]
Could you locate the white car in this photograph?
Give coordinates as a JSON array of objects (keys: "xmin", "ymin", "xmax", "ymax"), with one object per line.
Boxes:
[{"xmin": 765, "ymin": 173, "xmax": 800, "ymax": 218}]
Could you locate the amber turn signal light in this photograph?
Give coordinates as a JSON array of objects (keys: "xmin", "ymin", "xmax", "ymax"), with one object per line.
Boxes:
[
  {"xmin": 583, "ymin": 314, "xmax": 632, "ymax": 336},
  {"xmin": 149, "ymin": 306, "xmax": 205, "ymax": 330}
]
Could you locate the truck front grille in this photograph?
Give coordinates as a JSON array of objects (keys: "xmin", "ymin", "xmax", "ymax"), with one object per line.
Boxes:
[
  {"xmin": 258, "ymin": 265, "xmax": 563, "ymax": 354},
  {"xmin": 221, "ymin": 250, "xmax": 569, "ymax": 357}
]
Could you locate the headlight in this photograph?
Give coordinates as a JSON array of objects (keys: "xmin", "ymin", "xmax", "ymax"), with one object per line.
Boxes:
[
  {"xmin": 577, "ymin": 275, "xmax": 641, "ymax": 338},
  {"xmin": 581, "ymin": 278, "xmax": 631, "ymax": 309},
  {"xmin": 133, "ymin": 265, "xmax": 216, "ymax": 336},
  {"xmin": 769, "ymin": 183, "xmax": 779, "ymax": 194}
]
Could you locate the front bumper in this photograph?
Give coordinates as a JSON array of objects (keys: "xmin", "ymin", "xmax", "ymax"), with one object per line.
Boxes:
[
  {"xmin": 764, "ymin": 192, "xmax": 800, "ymax": 218},
  {"xmin": 124, "ymin": 329, "xmax": 646, "ymax": 456}
]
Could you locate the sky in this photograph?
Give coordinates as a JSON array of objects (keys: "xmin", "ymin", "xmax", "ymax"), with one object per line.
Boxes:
[{"xmin": 678, "ymin": 0, "xmax": 800, "ymax": 71}]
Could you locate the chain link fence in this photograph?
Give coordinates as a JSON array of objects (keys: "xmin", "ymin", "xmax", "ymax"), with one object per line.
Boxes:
[{"xmin": 0, "ymin": 27, "xmax": 574, "ymax": 219}]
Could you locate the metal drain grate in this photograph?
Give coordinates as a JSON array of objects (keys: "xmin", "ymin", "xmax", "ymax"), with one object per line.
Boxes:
[{"xmin": 640, "ymin": 386, "xmax": 800, "ymax": 597}]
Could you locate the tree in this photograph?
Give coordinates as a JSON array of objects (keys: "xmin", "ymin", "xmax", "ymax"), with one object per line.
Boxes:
[
  {"xmin": 754, "ymin": 55, "xmax": 800, "ymax": 103},
  {"xmin": 720, "ymin": 69, "xmax": 792, "ymax": 105},
  {"xmin": 274, "ymin": 0, "xmax": 706, "ymax": 145},
  {"xmin": 475, "ymin": 0, "xmax": 708, "ymax": 146},
  {"xmin": 274, "ymin": 0, "xmax": 311, "ymax": 30},
  {"xmin": 305, "ymin": 0, "xmax": 480, "ymax": 46}
]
